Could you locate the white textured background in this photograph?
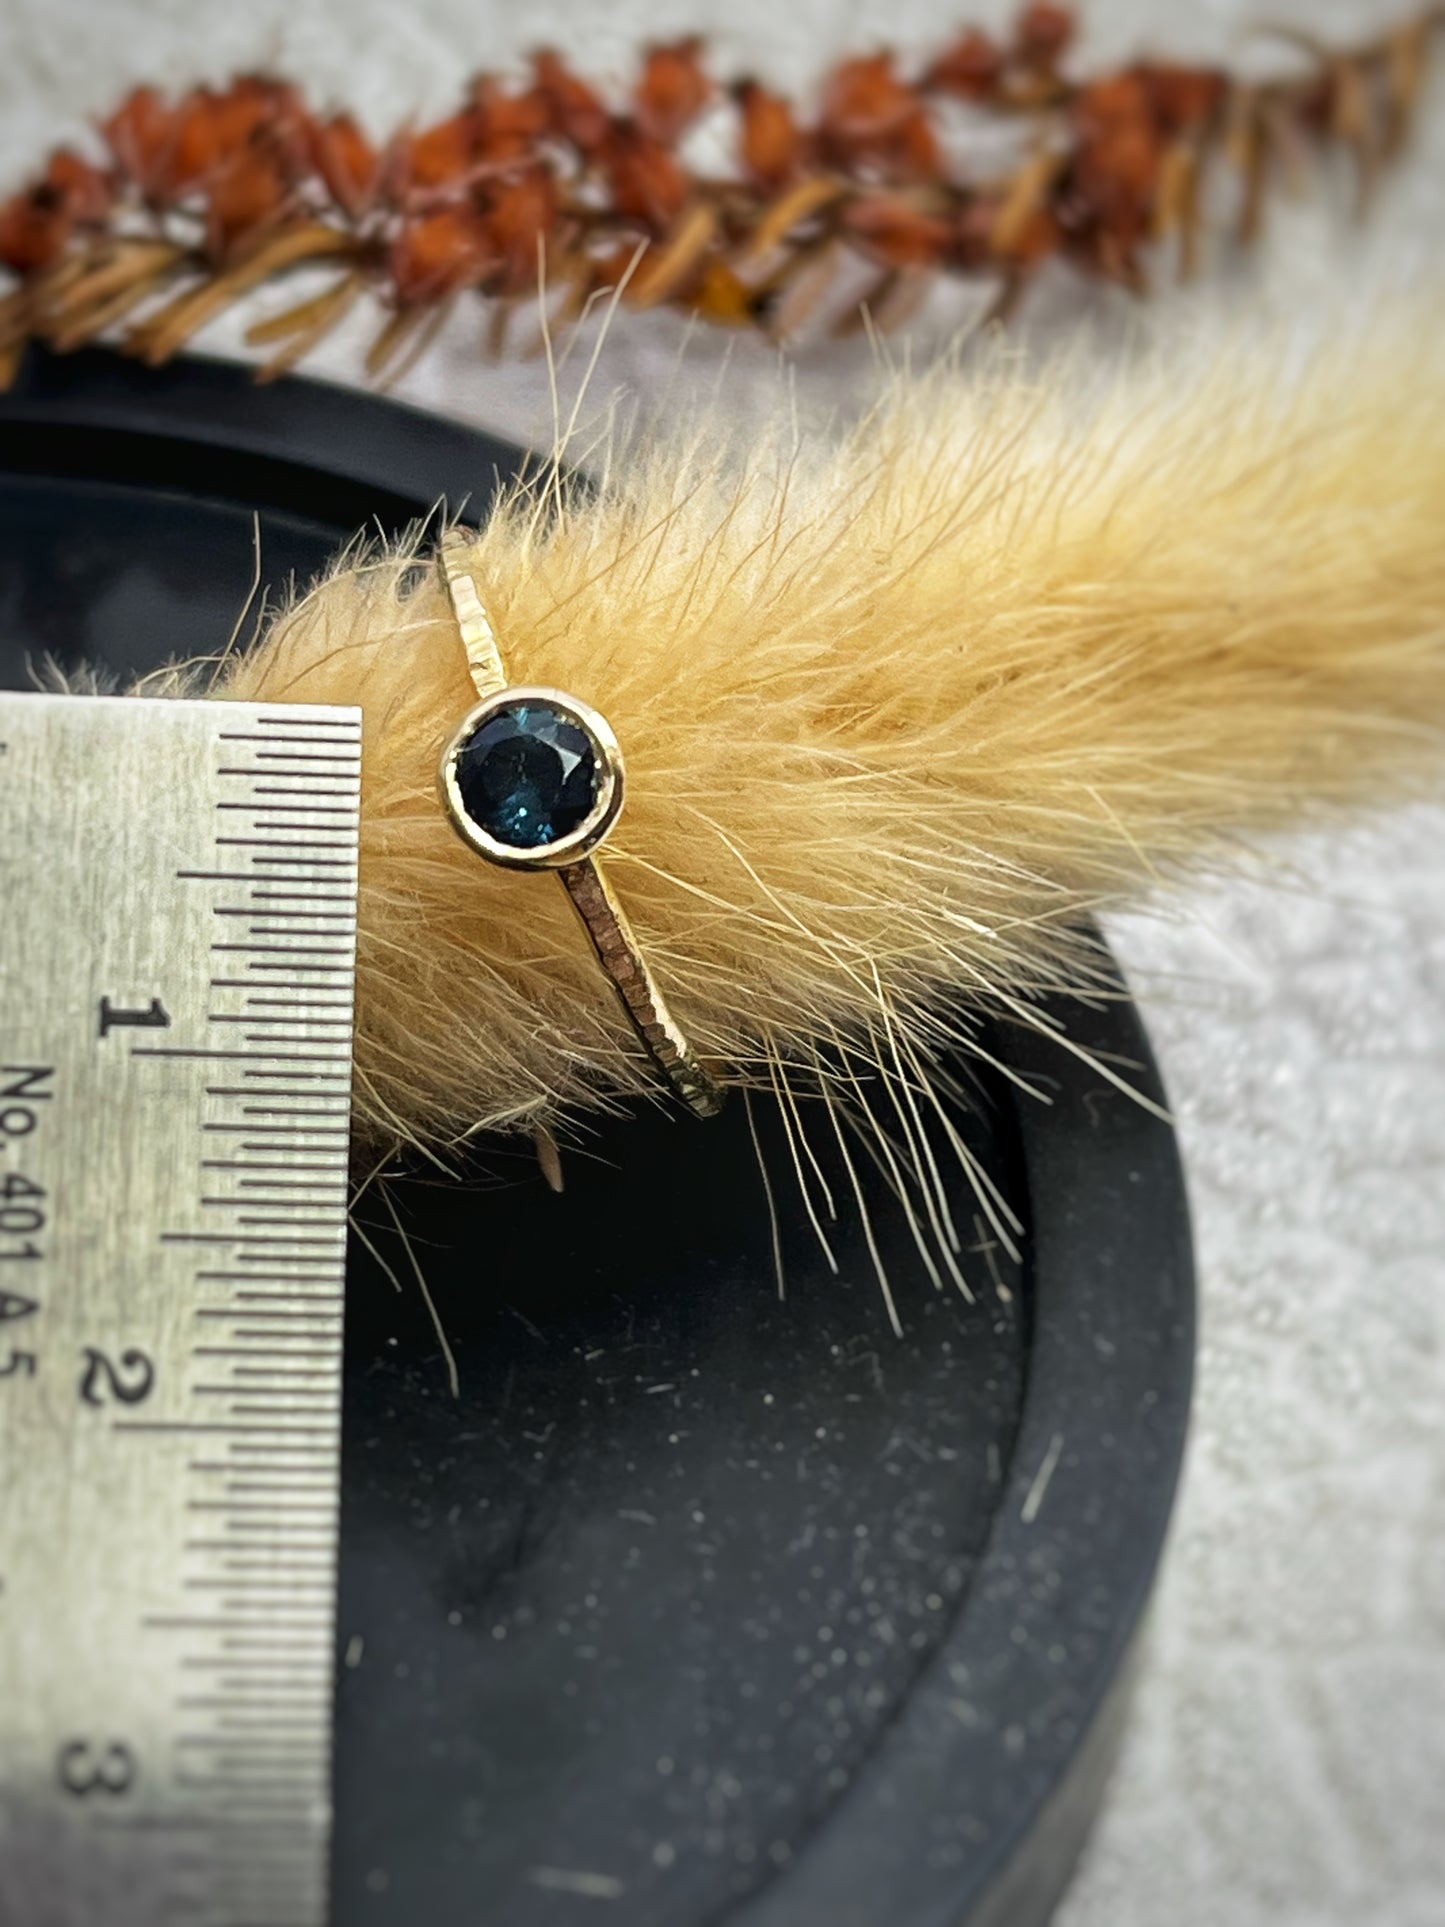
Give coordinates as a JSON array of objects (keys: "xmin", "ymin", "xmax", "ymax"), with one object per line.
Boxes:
[{"xmin": 2, "ymin": 3, "xmax": 1441, "ymax": 1922}]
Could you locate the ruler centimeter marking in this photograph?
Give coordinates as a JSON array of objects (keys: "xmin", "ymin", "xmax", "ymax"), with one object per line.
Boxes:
[{"xmin": 0, "ymin": 693, "xmax": 360, "ymax": 1927}]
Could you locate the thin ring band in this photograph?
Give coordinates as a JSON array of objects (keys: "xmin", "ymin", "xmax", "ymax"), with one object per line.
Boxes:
[{"xmin": 437, "ymin": 536, "xmax": 725, "ymax": 1119}]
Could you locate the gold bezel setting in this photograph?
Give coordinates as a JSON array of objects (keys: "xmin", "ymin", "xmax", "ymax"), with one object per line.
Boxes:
[{"xmin": 439, "ymin": 685, "xmax": 626, "ymax": 871}]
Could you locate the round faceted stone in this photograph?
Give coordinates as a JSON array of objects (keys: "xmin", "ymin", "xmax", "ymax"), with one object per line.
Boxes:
[{"xmin": 454, "ymin": 700, "xmax": 601, "ymax": 850}]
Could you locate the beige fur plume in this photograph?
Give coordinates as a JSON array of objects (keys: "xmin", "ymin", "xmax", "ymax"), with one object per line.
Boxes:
[{"xmin": 206, "ymin": 313, "xmax": 1445, "ymax": 1155}]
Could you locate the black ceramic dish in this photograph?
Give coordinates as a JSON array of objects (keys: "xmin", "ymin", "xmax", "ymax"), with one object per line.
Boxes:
[{"xmin": 0, "ymin": 347, "xmax": 1194, "ymax": 1927}]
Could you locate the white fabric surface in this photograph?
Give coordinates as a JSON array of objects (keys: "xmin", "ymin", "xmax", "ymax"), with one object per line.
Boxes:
[{"xmin": 3, "ymin": 3, "xmax": 1441, "ymax": 1921}]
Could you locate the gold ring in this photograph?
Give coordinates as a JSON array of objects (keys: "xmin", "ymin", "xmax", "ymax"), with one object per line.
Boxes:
[{"xmin": 435, "ymin": 534, "xmax": 724, "ymax": 1119}]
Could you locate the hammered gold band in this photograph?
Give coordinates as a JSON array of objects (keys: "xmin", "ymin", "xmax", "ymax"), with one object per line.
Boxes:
[{"xmin": 436, "ymin": 535, "xmax": 724, "ymax": 1120}]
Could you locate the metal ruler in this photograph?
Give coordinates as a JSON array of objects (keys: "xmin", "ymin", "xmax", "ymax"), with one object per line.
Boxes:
[{"xmin": 0, "ymin": 692, "xmax": 361, "ymax": 1927}]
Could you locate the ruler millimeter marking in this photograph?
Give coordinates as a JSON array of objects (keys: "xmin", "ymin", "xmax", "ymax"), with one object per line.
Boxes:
[{"xmin": 0, "ymin": 693, "xmax": 360, "ymax": 1927}]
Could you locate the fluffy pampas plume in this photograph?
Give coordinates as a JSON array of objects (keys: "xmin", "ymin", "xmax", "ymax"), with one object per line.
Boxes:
[{"xmin": 201, "ymin": 312, "xmax": 1445, "ymax": 1158}]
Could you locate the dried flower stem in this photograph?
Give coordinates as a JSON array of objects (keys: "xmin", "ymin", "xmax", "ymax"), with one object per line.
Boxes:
[{"xmin": 0, "ymin": 3, "xmax": 1438, "ymax": 383}]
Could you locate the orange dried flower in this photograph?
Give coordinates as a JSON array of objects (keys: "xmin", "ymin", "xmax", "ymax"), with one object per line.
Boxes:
[
  {"xmin": 820, "ymin": 53, "xmax": 942, "ymax": 182},
  {"xmin": 391, "ymin": 206, "xmax": 495, "ymax": 302},
  {"xmin": 483, "ymin": 168, "xmax": 560, "ymax": 291},
  {"xmin": 0, "ymin": 190, "xmax": 66, "ymax": 272},
  {"xmin": 531, "ymin": 49, "xmax": 612, "ymax": 158},
  {"xmin": 1014, "ymin": 3, "xmax": 1075, "ymax": 67},
  {"xmin": 1068, "ymin": 74, "xmax": 1164, "ymax": 271},
  {"xmin": 926, "ymin": 30, "xmax": 1003, "ymax": 101},
  {"xmin": 473, "ymin": 78, "xmax": 550, "ymax": 167},
  {"xmin": 308, "ymin": 112, "xmax": 379, "ymax": 219},
  {"xmin": 44, "ymin": 149, "xmax": 113, "ymax": 226},
  {"xmin": 168, "ymin": 83, "xmax": 271, "ymax": 193},
  {"xmin": 0, "ymin": 4, "xmax": 1433, "ymax": 382},
  {"xmin": 603, "ymin": 120, "xmax": 690, "ymax": 227},
  {"xmin": 0, "ymin": 148, "xmax": 114, "ymax": 272},
  {"xmin": 634, "ymin": 38, "xmax": 712, "ymax": 146},
  {"xmin": 403, "ymin": 112, "xmax": 480, "ymax": 193},
  {"xmin": 207, "ymin": 149, "xmax": 292, "ymax": 257},
  {"xmin": 100, "ymin": 87, "xmax": 176, "ymax": 199},
  {"xmin": 735, "ymin": 80, "xmax": 805, "ymax": 188},
  {"xmin": 1079, "ymin": 134, "xmax": 1159, "ymax": 241}
]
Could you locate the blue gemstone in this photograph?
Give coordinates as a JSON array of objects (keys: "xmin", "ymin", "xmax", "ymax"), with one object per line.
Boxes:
[{"xmin": 454, "ymin": 701, "xmax": 600, "ymax": 850}]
